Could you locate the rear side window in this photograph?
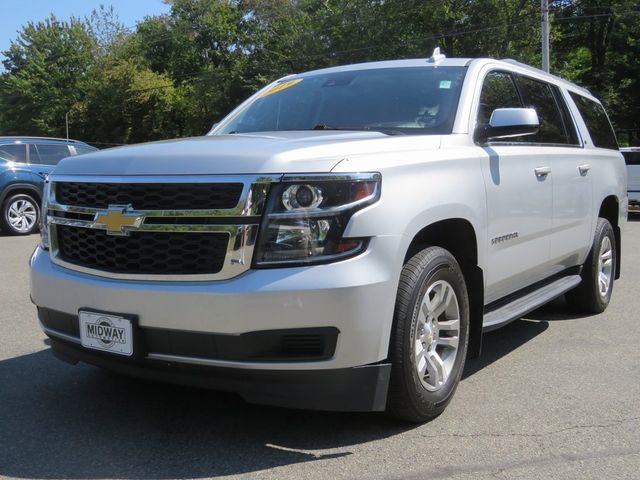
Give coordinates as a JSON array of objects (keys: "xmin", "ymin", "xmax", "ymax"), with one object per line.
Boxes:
[
  {"xmin": 34, "ymin": 144, "xmax": 72, "ymax": 165},
  {"xmin": 569, "ymin": 93, "xmax": 618, "ymax": 150},
  {"xmin": 72, "ymin": 144, "xmax": 98, "ymax": 155},
  {"xmin": 551, "ymin": 87, "xmax": 580, "ymax": 145},
  {"xmin": 514, "ymin": 75, "xmax": 569, "ymax": 144},
  {"xmin": 0, "ymin": 143, "xmax": 27, "ymax": 163},
  {"xmin": 622, "ymin": 151, "xmax": 640, "ymax": 165},
  {"xmin": 477, "ymin": 71, "xmax": 522, "ymax": 125}
]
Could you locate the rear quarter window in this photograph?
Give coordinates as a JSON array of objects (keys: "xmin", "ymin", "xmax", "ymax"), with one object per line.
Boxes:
[
  {"xmin": 570, "ymin": 93, "xmax": 618, "ymax": 150},
  {"xmin": 72, "ymin": 144, "xmax": 99, "ymax": 155}
]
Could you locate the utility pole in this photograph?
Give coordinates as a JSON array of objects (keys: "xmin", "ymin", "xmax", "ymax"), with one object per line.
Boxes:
[
  {"xmin": 65, "ymin": 112, "xmax": 69, "ymax": 141},
  {"xmin": 541, "ymin": 0, "xmax": 550, "ymax": 72}
]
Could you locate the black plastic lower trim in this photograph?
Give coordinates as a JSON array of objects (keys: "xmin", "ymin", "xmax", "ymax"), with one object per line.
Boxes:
[
  {"xmin": 48, "ymin": 337, "xmax": 391, "ymax": 412},
  {"xmin": 39, "ymin": 307, "xmax": 339, "ymax": 362}
]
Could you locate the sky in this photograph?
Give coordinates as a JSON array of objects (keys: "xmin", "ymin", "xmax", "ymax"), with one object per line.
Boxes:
[{"xmin": 0, "ymin": 0, "xmax": 171, "ymax": 62}]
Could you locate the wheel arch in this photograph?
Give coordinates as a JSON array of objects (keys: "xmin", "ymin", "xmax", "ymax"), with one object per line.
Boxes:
[
  {"xmin": 0, "ymin": 182, "xmax": 42, "ymax": 206},
  {"xmin": 401, "ymin": 218, "xmax": 484, "ymax": 359}
]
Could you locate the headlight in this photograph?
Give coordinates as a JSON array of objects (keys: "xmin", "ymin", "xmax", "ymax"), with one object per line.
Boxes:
[
  {"xmin": 40, "ymin": 180, "xmax": 50, "ymax": 250},
  {"xmin": 254, "ymin": 173, "xmax": 381, "ymax": 266}
]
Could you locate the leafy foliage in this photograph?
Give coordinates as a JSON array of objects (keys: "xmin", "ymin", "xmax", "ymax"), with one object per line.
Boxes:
[{"xmin": 1, "ymin": 0, "xmax": 638, "ymax": 145}]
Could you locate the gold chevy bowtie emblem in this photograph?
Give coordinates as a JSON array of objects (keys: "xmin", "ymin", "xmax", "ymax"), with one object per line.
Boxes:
[{"xmin": 93, "ymin": 205, "xmax": 145, "ymax": 236}]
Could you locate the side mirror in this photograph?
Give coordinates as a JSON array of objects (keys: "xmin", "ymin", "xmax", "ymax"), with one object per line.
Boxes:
[{"xmin": 475, "ymin": 108, "xmax": 539, "ymax": 144}]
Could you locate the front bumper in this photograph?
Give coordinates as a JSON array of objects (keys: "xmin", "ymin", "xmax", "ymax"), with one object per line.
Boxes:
[
  {"xmin": 30, "ymin": 235, "xmax": 402, "ymax": 411},
  {"xmin": 48, "ymin": 336, "xmax": 391, "ymax": 411}
]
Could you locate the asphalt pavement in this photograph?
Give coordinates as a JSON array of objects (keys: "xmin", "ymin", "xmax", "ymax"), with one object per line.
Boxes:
[{"xmin": 1, "ymin": 221, "xmax": 639, "ymax": 480}]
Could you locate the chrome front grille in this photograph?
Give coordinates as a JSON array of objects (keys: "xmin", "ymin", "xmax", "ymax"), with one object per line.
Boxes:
[{"xmin": 46, "ymin": 175, "xmax": 280, "ymax": 281}]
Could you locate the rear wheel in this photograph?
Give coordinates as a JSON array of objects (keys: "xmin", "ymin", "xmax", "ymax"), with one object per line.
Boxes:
[
  {"xmin": 1, "ymin": 193, "xmax": 40, "ymax": 235},
  {"xmin": 387, "ymin": 246, "xmax": 469, "ymax": 423},
  {"xmin": 566, "ymin": 217, "xmax": 616, "ymax": 314}
]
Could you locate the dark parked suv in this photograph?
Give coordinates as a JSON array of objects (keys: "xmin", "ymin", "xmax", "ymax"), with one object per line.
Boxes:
[{"xmin": 0, "ymin": 137, "xmax": 98, "ymax": 235}]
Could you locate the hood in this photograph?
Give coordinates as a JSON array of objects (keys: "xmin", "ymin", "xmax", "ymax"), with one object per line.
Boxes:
[{"xmin": 52, "ymin": 131, "xmax": 441, "ymax": 176}]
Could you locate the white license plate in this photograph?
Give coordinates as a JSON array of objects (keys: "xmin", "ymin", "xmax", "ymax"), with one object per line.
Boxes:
[{"xmin": 79, "ymin": 311, "xmax": 133, "ymax": 356}]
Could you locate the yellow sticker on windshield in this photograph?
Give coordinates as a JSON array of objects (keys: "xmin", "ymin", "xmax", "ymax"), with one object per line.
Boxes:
[{"xmin": 259, "ymin": 78, "xmax": 303, "ymax": 97}]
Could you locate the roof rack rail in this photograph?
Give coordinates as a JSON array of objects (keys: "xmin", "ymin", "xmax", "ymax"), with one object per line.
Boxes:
[
  {"xmin": 500, "ymin": 58, "xmax": 592, "ymax": 96},
  {"xmin": 0, "ymin": 135, "xmax": 83, "ymax": 143}
]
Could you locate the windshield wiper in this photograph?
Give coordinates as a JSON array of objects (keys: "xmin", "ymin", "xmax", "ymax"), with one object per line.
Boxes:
[
  {"xmin": 311, "ymin": 124, "xmax": 405, "ymax": 135},
  {"xmin": 312, "ymin": 124, "xmax": 354, "ymax": 131}
]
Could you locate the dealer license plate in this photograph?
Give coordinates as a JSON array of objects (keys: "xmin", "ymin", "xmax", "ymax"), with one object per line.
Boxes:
[{"xmin": 79, "ymin": 311, "xmax": 133, "ymax": 356}]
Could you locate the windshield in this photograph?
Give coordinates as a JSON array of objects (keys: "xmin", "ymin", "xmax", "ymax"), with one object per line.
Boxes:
[{"xmin": 217, "ymin": 66, "xmax": 466, "ymax": 136}]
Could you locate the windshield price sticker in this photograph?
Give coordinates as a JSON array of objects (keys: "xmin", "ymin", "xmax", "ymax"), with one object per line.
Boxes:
[{"xmin": 259, "ymin": 78, "xmax": 303, "ymax": 98}]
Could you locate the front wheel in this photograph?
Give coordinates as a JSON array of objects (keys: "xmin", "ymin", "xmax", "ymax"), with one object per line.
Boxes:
[
  {"xmin": 1, "ymin": 193, "xmax": 40, "ymax": 235},
  {"xmin": 387, "ymin": 246, "xmax": 469, "ymax": 423},
  {"xmin": 566, "ymin": 218, "xmax": 616, "ymax": 314}
]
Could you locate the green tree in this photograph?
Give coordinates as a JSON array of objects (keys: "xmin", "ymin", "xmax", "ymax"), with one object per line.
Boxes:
[{"xmin": 0, "ymin": 15, "xmax": 97, "ymax": 137}]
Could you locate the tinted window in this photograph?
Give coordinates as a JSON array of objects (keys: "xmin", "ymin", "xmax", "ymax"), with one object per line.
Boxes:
[
  {"xmin": 0, "ymin": 143, "xmax": 27, "ymax": 163},
  {"xmin": 515, "ymin": 75, "xmax": 568, "ymax": 144},
  {"xmin": 477, "ymin": 71, "xmax": 522, "ymax": 125},
  {"xmin": 34, "ymin": 144, "xmax": 72, "ymax": 165},
  {"xmin": 73, "ymin": 144, "xmax": 98, "ymax": 155},
  {"xmin": 570, "ymin": 93, "xmax": 618, "ymax": 150},
  {"xmin": 551, "ymin": 87, "xmax": 580, "ymax": 145},
  {"xmin": 622, "ymin": 151, "xmax": 640, "ymax": 165},
  {"xmin": 219, "ymin": 67, "xmax": 467, "ymax": 136}
]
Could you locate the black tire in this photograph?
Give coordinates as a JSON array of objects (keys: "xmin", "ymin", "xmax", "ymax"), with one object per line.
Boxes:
[
  {"xmin": 565, "ymin": 218, "xmax": 616, "ymax": 314},
  {"xmin": 0, "ymin": 193, "xmax": 40, "ymax": 235},
  {"xmin": 387, "ymin": 246, "xmax": 470, "ymax": 423}
]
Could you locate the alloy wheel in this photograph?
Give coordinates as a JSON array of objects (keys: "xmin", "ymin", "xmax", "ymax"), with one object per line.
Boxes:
[
  {"xmin": 7, "ymin": 198, "xmax": 38, "ymax": 233},
  {"xmin": 413, "ymin": 280, "xmax": 461, "ymax": 392}
]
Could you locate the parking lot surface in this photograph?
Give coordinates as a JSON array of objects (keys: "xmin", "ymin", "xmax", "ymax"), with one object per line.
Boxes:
[{"xmin": 1, "ymin": 221, "xmax": 639, "ymax": 480}]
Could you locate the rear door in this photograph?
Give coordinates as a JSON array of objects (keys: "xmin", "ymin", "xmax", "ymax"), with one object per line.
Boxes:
[
  {"xmin": 30, "ymin": 143, "xmax": 73, "ymax": 176},
  {"xmin": 512, "ymin": 75, "xmax": 593, "ymax": 271}
]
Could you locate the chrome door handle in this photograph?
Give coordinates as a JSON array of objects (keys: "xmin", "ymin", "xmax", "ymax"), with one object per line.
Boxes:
[
  {"xmin": 534, "ymin": 166, "xmax": 551, "ymax": 178},
  {"xmin": 578, "ymin": 163, "xmax": 591, "ymax": 176}
]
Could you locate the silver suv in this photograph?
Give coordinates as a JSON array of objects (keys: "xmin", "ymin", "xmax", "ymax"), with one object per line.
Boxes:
[{"xmin": 30, "ymin": 53, "xmax": 626, "ymax": 422}]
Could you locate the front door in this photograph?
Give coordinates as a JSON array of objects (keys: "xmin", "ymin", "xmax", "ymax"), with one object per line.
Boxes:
[{"xmin": 475, "ymin": 70, "xmax": 554, "ymax": 303}]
